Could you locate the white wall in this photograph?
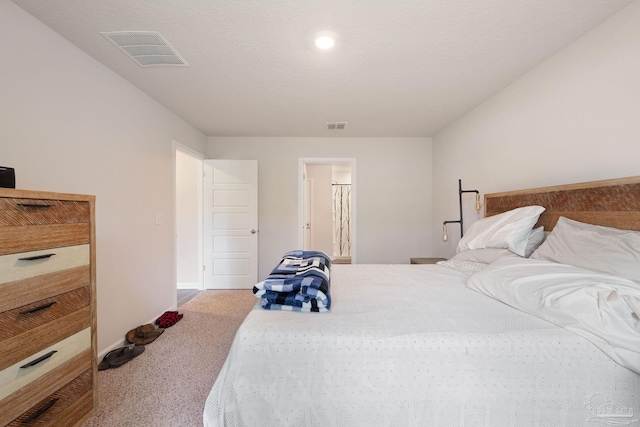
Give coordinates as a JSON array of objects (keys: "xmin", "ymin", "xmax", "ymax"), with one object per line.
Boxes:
[
  {"xmin": 0, "ymin": 2, "xmax": 207, "ymax": 354},
  {"xmin": 333, "ymin": 168, "xmax": 352, "ymax": 185},
  {"xmin": 208, "ymin": 137, "xmax": 433, "ymax": 279},
  {"xmin": 432, "ymin": 0, "xmax": 640, "ymax": 257}
]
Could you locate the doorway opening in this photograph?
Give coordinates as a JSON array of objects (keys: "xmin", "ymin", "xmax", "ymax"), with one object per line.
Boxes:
[
  {"xmin": 298, "ymin": 158, "xmax": 356, "ymax": 264},
  {"xmin": 173, "ymin": 142, "xmax": 204, "ymax": 292}
]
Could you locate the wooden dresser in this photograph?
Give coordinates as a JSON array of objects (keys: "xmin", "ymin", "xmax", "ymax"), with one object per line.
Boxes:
[{"xmin": 0, "ymin": 189, "xmax": 96, "ymax": 426}]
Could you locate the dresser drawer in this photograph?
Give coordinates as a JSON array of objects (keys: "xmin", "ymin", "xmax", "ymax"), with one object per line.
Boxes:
[
  {"xmin": 0, "ymin": 224, "xmax": 90, "ymax": 256},
  {"xmin": 0, "ymin": 287, "xmax": 91, "ymax": 371},
  {"xmin": 0, "ymin": 328, "xmax": 91, "ymax": 402},
  {"xmin": 0, "ymin": 287, "xmax": 90, "ymax": 339},
  {"xmin": 0, "ymin": 198, "xmax": 89, "ymax": 226},
  {"xmin": 0, "ymin": 199, "xmax": 90, "ymax": 256},
  {"xmin": 0, "ymin": 245, "xmax": 90, "ymax": 286},
  {"xmin": 7, "ymin": 369, "xmax": 93, "ymax": 426},
  {"xmin": 0, "ymin": 350, "xmax": 92, "ymax": 426},
  {"xmin": 0, "ymin": 265, "xmax": 90, "ymax": 313}
]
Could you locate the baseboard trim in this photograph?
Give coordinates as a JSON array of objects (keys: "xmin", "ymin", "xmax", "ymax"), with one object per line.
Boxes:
[{"xmin": 177, "ymin": 281, "xmax": 201, "ymax": 290}]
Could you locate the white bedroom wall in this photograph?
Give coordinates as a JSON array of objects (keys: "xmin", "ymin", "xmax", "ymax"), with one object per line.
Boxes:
[
  {"xmin": 0, "ymin": 2, "xmax": 207, "ymax": 353},
  {"xmin": 208, "ymin": 137, "xmax": 433, "ymax": 279},
  {"xmin": 432, "ymin": 0, "xmax": 640, "ymax": 257}
]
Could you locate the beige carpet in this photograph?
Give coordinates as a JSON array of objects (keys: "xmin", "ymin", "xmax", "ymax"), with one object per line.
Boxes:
[{"xmin": 83, "ymin": 290, "xmax": 257, "ymax": 427}]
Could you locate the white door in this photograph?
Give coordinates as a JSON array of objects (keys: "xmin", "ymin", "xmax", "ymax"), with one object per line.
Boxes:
[{"xmin": 203, "ymin": 160, "xmax": 258, "ymax": 289}]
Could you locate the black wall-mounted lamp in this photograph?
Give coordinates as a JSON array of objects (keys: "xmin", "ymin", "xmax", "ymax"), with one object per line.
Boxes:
[{"xmin": 442, "ymin": 179, "xmax": 480, "ymax": 242}]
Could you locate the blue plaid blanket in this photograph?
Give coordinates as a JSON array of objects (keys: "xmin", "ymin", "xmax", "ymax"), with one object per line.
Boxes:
[
  {"xmin": 259, "ymin": 294, "xmax": 330, "ymax": 312},
  {"xmin": 253, "ymin": 250, "xmax": 332, "ymax": 312},
  {"xmin": 281, "ymin": 250, "xmax": 332, "ymax": 267}
]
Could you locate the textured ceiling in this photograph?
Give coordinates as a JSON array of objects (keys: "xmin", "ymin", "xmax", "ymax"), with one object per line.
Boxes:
[{"xmin": 11, "ymin": 0, "xmax": 633, "ymax": 137}]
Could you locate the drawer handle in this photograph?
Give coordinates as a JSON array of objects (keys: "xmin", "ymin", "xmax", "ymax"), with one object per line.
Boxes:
[
  {"xmin": 21, "ymin": 398, "xmax": 59, "ymax": 424},
  {"xmin": 19, "ymin": 301, "xmax": 57, "ymax": 315},
  {"xmin": 17, "ymin": 203, "xmax": 53, "ymax": 209},
  {"xmin": 18, "ymin": 253, "xmax": 56, "ymax": 261},
  {"xmin": 20, "ymin": 351, "xmax": 57, "ymax": 369}
]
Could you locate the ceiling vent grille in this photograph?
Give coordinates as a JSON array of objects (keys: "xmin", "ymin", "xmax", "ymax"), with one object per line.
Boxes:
[
  {"xmin": 100, "ymin": 31, "xmax": 188, "ymax": 67},
  {"xmin": 326, "ymin": 122, "xmax": 348, "ymax": 130}
]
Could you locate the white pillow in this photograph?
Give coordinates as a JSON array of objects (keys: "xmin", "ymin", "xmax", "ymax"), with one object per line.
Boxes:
[
  {"xmin": 530, "ymin": 216, "xmax": 640, "ymax": 283},
  {"xmin": 524, "ymin": 226, "xmax": 545, "ymax": 258},
  {"xmin": 451, "ymin": 248, "xmax": 517, "ymax": 264},
  {"xmin": 456, "ymin": 205, "xmax": 545, "ymax": 256}
]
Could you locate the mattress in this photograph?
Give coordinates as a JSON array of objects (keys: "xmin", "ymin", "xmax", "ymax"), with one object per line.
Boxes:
[{"xmin": 204, "ymin": 264, "xmax": 640, "ymax": 427}]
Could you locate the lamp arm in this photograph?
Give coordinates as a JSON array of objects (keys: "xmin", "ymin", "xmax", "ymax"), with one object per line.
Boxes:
[{"xmin": 442, "ymin": 179, "xmax": 480, "ymax": 241}]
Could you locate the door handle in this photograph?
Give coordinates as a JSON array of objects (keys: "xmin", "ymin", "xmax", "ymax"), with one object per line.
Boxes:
[
  {"xmin": 21, "ymin": 351, "xmax": 57, "ymax": 368},
  {"xmin": 22, "ymin": 398, "xmax": 59, "ymax": 423},
  {"xmin": 251, "ymin": 229, "xmax": 257, "ymax": 234},
  {"xmin": 19, "ymin": 253, "xmax": 56, "ymax": 261}
]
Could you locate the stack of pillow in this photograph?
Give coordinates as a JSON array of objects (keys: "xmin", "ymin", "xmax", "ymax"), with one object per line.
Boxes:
[
  {"xmin": 439, "ymin": 205, "xmax": 546, "ymax": 274},
  {"xmin": 529, "ymin": 216, "xmax": 640, "ymax": 282},
  {"xmin": 442, "ymin": 204, "xmax": 640, "ymax": 284}
]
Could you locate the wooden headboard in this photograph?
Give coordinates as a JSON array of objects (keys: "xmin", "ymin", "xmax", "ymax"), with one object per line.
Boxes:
[{"xmin": 484, "ymin": 176, "xmax": 640, "ymax": 232}]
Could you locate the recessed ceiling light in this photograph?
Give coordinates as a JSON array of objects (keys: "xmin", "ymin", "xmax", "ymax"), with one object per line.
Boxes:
[{"xmin": 314, "ymin": 31, "xmax": 338, "ymax": 50}]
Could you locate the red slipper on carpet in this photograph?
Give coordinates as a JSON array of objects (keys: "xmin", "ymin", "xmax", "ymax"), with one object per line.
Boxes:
[{"xmin": 156, "ymin": 311, "xmax": 183, "ymax": 328}]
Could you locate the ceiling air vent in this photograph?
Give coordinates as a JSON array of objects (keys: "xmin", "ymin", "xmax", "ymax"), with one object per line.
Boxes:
[
  {"xmin": 100, "ymin": 31, "xmax": 188, "ymax": 67},
  {"xmin": 326, "ymin": 122, "xmax": 348, "ymax": 130}
]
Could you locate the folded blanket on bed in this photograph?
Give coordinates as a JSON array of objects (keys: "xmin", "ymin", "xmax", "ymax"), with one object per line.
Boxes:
[
  {"xmin": 260, "ymin": 293, "xmax": 330, "ymax": 312},
  {"xmin": 281, "ymin": 250, "xmax": 332, "ymax": 267},
  {"xmin": 254, "ymin": 250, "xmax": 332, "ymax": 312},
  {"xmin": 269, "ymin": 251, "xmax": 331, "ymax": 274},
  {"xmin": 254, "ymin": 276, "xmax": 331, "ymax": 308}
]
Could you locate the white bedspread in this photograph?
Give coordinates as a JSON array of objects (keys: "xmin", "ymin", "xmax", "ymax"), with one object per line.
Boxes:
[{"xmin": 204, "ymin": 264, "xmax": 640, "ymax": 427}]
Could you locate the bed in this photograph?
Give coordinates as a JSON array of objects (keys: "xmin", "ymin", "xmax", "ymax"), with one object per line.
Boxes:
[{"xmin": 204, "ymin": 176, "xmax": 640, "ymax": 427}]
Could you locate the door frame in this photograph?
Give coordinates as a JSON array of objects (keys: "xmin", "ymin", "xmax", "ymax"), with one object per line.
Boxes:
[
  {"xmin": 298, "ymin": 158, "xmax": 356, "ymax": 263},
  {"xmin": 173, "ymin": 141, "xmax": 204, "ymax": 291},
  {"xmin": 303, "ymin": 177, "xmax": 313, "ymax": 250}
]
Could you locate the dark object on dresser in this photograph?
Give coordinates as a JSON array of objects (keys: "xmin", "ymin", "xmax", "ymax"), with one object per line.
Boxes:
[{"xmin": 0, "ymin": 166, "xmax": 15, "ymax": 188}]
